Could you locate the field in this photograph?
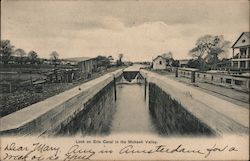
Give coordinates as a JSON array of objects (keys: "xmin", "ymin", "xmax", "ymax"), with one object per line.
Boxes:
[{"xmin": 0, "ymin": 66, "xmax": 124, "ymax": 117}]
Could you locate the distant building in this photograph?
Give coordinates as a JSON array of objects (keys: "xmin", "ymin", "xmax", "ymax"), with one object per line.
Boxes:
[
  {"xmin": 152, "ymin": 55, "xmax": 171, "ymax": 70},
  {"xmin": 42, "ymin": 59, "xmax": 52, "ymax": 65},
  {"xmin": 179, "ymin": 59, "xmax": 189, "ymax": 67},
  {"xmin": 231, "ymin": 32, "xmax": 250, "ymax": 70},
  {"xmin": 61, "ymin": 59, "xmax": 78, "ymax": 65},
  {"xmin": 45, "ymin": 68, "xmax": 78, "ymax": 83},
  {"xmin": 63, "ymin": 57, "xmax": 97, "ymax": 78}
]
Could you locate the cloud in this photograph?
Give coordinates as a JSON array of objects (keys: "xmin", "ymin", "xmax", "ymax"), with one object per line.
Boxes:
[{"xmin": 1, "ymin": 0, "xmax": 249, "ymax": 61}]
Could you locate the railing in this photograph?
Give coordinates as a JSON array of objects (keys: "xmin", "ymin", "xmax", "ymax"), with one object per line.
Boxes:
[
  {"xmin": 177, "ymin": 68, "xmax": 250, "ymax": 92},
  {"xmin": 233, "ymin": 54, "xmax": 250, "ymax": 59}
]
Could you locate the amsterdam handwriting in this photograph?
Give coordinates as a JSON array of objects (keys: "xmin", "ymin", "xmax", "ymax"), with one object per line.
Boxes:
[
  {"xmin": 119, "ymin": 144, "xmax": 205, "ymax": 155},
  {"xmin": 119, "ymin": 144, "xmax": 238, "ymax": 158}
]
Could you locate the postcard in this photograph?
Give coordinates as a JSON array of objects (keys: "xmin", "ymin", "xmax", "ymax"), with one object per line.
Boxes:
[{"xmin": 0, "ymin": 0, "xmax": 249, "ymax": 160}]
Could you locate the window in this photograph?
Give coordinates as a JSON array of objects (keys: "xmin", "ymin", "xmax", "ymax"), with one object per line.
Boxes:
[
  {"xmin": 197, "ymin": 74, "xmax": 200, "ymax": 78},
  {"xmin": 220, "ymin": 78, "xmax": 223, "ymax": 83},
  {"xmin": 233, "ymin": 61, "xmax": 238, "ymax": 68},
  {"xmin": 240, "ymin": 48, "xmax": 247, "ymax": 58},
  {"xmin": 159, "ymin": 61, "xmax": 162, "ymax": 65},
  {"xmin": 235, "ymin": 80, "xmax": 243, "ymax": 86},
  {"xmin": 211, "ymin": 76, "xmax": 214, "ymax": 81},
  {"xmin": 248, "ymin": 47, "xmax": 250, "ymax": 57},
  {"xmin": 240, "ymin": 61, "xmax": 246, "ymax": 68},
  {"xmin": 226, "ymin": 79, "xmax": 231, "ymax": 84}
]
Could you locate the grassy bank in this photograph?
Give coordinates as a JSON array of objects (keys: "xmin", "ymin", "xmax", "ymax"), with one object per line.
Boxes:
[{"xmin": 0, "ymin": 66, "xmax": 125, "ymax": 117}]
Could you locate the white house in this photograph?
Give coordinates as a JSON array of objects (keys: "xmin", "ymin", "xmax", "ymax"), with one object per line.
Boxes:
[
  {"xmin": 231, "ymin": 32, "xmax": 250, "ymax": 70},
  {"xmin": 152, "ymin": 56, "xmax": 167, "ymax": 70}
]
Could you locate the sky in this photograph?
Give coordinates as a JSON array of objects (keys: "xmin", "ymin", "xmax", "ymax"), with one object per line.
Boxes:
[{"xmin": 1, "ymin": 0, "xmax": 249, "ymax": 62}]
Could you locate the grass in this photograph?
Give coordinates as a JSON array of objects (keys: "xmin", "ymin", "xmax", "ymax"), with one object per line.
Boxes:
[{"xmin": 0, "ymin": 66, "xmax": 125, "ymax": 117}]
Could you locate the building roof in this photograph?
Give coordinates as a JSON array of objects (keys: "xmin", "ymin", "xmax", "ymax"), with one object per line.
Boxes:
[
  {"xmin": 153, "ymin": 55, "xmax": 166, "ymax": 62},
  {"xmin": 244, "ymin": 32, "xmax": 250, "ymax": 37},
  {"xmin": 232, "ymin": 32, "xmax": 250, "ymax": 48}
]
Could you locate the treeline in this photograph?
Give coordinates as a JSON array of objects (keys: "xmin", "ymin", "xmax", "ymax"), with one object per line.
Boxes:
[
  {"xmin": 0, "ymin": 40, "xmax": 126, "ymax": 68},
  {"xmin": 0, "ymin": 40, "xmax": 61, "ymax": 66}
]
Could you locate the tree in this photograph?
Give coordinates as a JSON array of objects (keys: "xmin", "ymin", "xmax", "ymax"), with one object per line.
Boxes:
[
  {"xmin": 187, "ymin": 58, "xmax": 207, "ymax": 69},
  {"xmin": 14, "ymin": 48, "xmax": 26, "ymax": 64},
  {"xmin": 0, "ymin": 40, "xmax": 14, "ymax": 64},
  {"xmin": 118, "ymin": 53, "xmax": 123, "ymax": 62},
  {"xmin": 117, "ymin": 53, "xmax": 124, "ymax": 66},
  {"xmin": 162, "ymin": 52, "xmax": 173, "ymax": 59},
  {"xmin": 50, "ymin": 51, "xmax": 59, "ymax": 67},
  {"xmin": 96, "ymin": 55, "xmax": 110, "ymax": 68},
  {"xmin": 28, "ymin": 50, "xmax": 38, "ymax": 64},
  {"xmin": 189, "ymin": 35, "xmax": 230, "ymax": 69},
  {"xmin": 171, "ymin": 59, "xmax": 179, "ymax": 67}
]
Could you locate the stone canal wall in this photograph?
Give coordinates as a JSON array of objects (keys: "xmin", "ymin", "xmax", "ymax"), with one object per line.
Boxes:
[
  {"xmin": 149, "ymin": 83, "xmax": 214, "ymax": 135},
  {"xmin": 0, "ymin": 70, "xmax": 123, "ymax": 136},
  {"xmin": 55, "ymin": 81, "xmax": 115, "ymax": 136},
  {"xmin": 141, "ymin": 70, "xmax": 249, "ymax": 136}
]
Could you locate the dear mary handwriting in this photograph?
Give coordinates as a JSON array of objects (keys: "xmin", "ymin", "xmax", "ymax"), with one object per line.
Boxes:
[{"xmin": 2, "ymin": 142, "xmax": 238, "ymax": 160}]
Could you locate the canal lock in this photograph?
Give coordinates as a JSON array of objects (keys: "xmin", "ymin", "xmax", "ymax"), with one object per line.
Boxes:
[{"xmin": 56, "ymin": 71, "xmax": 214, "ymax": 136}]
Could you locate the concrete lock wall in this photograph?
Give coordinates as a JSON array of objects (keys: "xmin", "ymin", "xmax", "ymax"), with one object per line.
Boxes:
[
  {"xmin": 149, "ymin": 83, "xmax": 215, "ymax": 135},
  {"xmin": 55, "ymin": 81, "xmax": 115, "ymax": 136},
  {"xmin": 0, "ymin": 69, "xmax": 123, "ymax": 136},
  {"xmin": 141, "ymin": 69, "xmax": 249, "ymax": 136}
]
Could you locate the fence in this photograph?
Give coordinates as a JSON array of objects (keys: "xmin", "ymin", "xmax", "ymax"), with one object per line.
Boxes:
[{"xmin": 177, "ymin": 68, "xmax": 249, "ymax": 92}]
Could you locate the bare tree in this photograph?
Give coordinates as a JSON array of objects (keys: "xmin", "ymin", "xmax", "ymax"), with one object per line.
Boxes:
[
  {"xmin": 118, "ymin": 53, "xmax": 123, "ymax": 61},
  {"xmin": 0, "ymin": 40, "xmax": 14, "ymax": 64},
  {"xmin": 50, "ymin": 51, "xmax": 59, "ymax": 67},
  {"xmin": 117, "ymin": 53, "xmax": 124, "ymax": 66}
]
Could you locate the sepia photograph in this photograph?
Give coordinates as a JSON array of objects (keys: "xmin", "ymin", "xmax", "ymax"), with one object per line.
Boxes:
[{"xmin": 0, "ymin": 0, "xmax": 249, "ymax": 160}]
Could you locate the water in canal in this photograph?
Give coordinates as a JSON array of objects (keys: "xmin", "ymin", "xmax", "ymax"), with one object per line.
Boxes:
[{"xmin": 111, "ymin": 83, "xmax": 156, "ymax": 134}]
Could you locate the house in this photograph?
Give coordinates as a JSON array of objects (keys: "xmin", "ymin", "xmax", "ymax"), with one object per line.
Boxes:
[
  {"xmin": 231, "ymin": 32, "xmax": 250, "ymax": 70},
  {"xmin": 152, "ymin": 55, "xmax": 170, "ymax": 70}
]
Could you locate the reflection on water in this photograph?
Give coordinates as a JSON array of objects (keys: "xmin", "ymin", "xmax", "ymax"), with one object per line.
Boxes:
[{"xmin": 111, "ymin": 84, "xmax": 156, "ymax": 134}]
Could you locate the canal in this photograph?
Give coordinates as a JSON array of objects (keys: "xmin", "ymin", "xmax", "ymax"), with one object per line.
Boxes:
[{"xmin": 111, "ymin": 83, "xmax": 156, "ymax": 134}]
